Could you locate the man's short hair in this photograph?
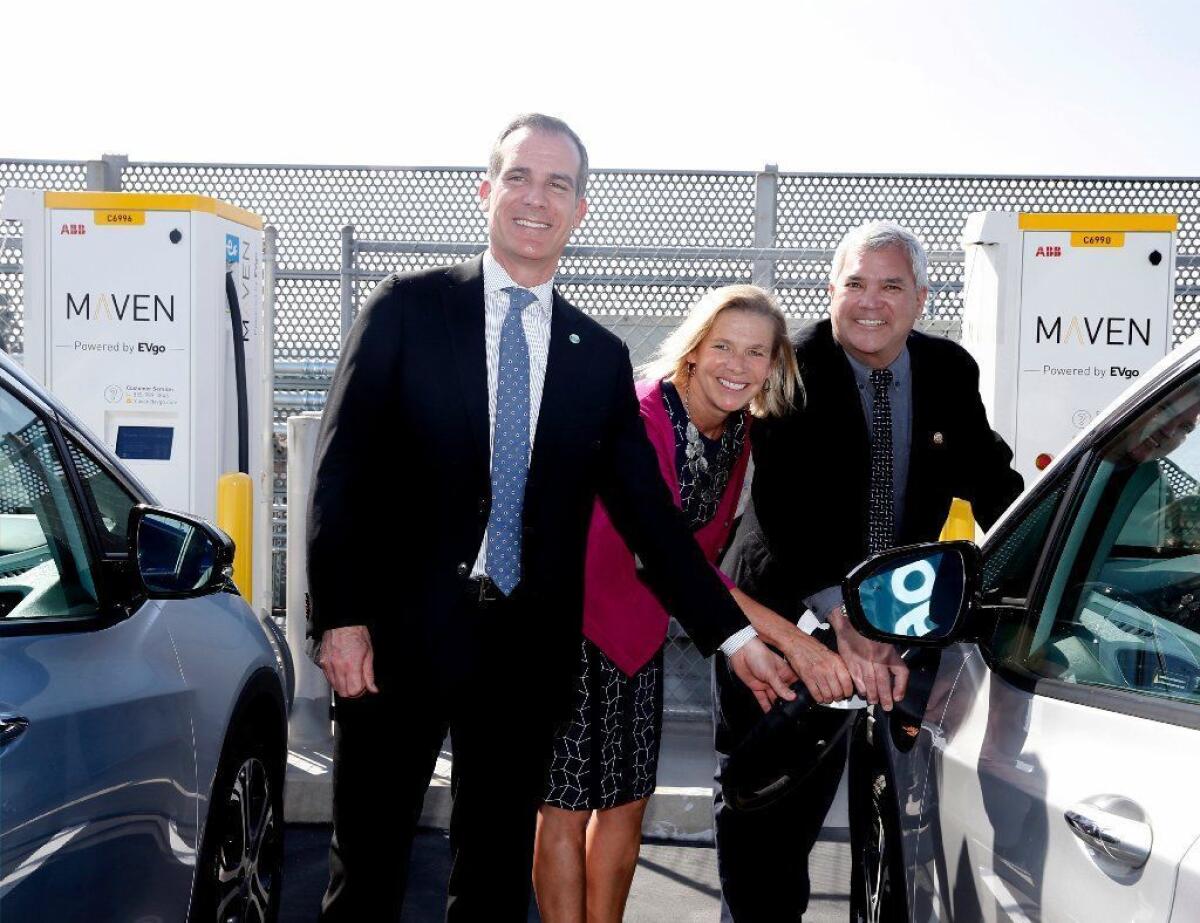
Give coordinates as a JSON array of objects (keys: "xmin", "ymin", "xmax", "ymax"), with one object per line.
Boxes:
[
  {"xmin": 830, "ymin": 220, "xmax": 929, "ymax": 290},
  {"xmin": 488, "ymin": 113, "xmax": 590, "ymax": 199}
]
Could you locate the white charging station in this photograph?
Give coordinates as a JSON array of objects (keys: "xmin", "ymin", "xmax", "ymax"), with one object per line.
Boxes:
[
  {"xmin": 961, "ymin": 212, "xmax": 1176, "ymax": 484},
  {"xmin": 1, "ymin": 190, "xmax": 273, "ymax": 616}
]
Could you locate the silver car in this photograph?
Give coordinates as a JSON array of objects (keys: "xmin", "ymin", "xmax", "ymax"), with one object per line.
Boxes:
[
  {"xmin": 844, "ymin": 334, "xmax": 1200, "ymax": 922},
  {"xmin": 0, "ymin": 353, "xmax": 289, "ymax": 922}
]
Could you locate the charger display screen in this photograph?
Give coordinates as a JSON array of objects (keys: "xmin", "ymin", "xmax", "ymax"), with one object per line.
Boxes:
[{"xmin": 115, "ymin": 425, "xmax": 174, "ymax": 461}]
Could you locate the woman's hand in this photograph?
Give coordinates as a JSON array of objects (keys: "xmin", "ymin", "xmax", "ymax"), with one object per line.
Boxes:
[
  {"xmin": 728, "ymin": 637, "xmax": 798, "ymax": 712},
  {"xmin": 729, "ymin": 587, "xmax": 854, "ymax": 705}
]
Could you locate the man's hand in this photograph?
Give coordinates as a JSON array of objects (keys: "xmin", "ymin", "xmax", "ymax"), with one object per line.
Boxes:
[
  {"xmin": 777, "ymin": 629, "xmax": 855, "ymax": 705},
  {"xmin": 318, "ymin": 625, "xmax": 379, "ymax": 699},
  {"xmin": 729, "ymin": 637, "xmax": 799, "ymax": 713},
  {"xmin": 829, "ymin": 607, "xmax": 908, "ymax": 710}
]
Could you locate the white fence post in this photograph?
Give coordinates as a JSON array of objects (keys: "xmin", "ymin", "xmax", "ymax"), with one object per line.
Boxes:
[
  {"xmin": 752, "ymin": 163, "xmax": 778, "ymax": 291},
  {"xmin": 84, "ymin": 153, "xmax": 127, "ymax": 191},
  {"xmin": 285, "ymin": 411, "xmax": 332, "ymax": 747}
]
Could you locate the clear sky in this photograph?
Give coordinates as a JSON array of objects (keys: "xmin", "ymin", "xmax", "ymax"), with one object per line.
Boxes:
[{"xmin": 9, "ymin": 0, "xmax": 1198, "ymax": 176}]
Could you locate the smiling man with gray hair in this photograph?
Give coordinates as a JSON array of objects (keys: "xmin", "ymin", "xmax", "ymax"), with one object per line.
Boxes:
[{"xmin": 713, "ymin": 220, "xmax": 1023, "ymax": 921}]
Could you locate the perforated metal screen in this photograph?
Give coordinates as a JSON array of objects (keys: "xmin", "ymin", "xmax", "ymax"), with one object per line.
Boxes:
[
  {"xmin": 0, "ymin": 417, "xmax": 62, "ymax": 515},
  {"xmin": 0, "ymin": 161, "xmax": 89, "ymax": 354},
  {"xmin": 4, "ymin": 158, "xmax": 1200, "ymax": 715},
  {"xmin": 775, "ymin": 174, "xmax": 1200, "ymax": 335},
  {"xmin": 7, "ymin": 163, "xmax": 1198, "ymax": 362}
]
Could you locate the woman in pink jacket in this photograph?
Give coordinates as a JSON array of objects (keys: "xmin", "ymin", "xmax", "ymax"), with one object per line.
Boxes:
[{"xmin": 533, "ymin": 285, "xmax": 853, "ymax": 923}]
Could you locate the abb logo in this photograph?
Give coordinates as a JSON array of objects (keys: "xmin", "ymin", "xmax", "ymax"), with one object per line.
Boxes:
[
  {"xmin": 1035, "ymin": 245, "xmax": 1062, "ymax": 257},
  {"xmin": 59, "ymin": 224, "xmax": 86, "ymax": 236}
]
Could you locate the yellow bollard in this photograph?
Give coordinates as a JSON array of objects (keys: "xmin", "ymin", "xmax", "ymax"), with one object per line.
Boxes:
[
  {"xmin": 216, "ymin": 472, "xmax": 253, "ymax": 599},
  {"xmin": 939, "ymin": 497, "xmax": 975, "ymax": 542}
]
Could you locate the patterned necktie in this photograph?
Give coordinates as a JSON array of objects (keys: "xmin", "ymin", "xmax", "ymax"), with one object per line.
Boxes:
[
  {"xmin": 868, "ymin": 368, "xmax": 894, "ymax": 555},
  {"xmin": 486, "ymin": 286, "xmax": 536, "ymax": 595}
]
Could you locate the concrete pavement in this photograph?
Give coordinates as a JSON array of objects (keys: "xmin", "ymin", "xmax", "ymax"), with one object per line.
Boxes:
[
  {"xmin": 281, "ymin": 714, "xmax": 855, "ymax": 918},
  {"xmin": 280, "ymin": 825, "xmax": 853, "ymax": 922}
]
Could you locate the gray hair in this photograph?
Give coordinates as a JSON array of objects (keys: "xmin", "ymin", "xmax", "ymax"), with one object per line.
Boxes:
[
  {"xmin": 488, "ymin": 113, "xmax": 590, "ymax": 199},
  {"xmin": 830, "ymin": 220, "xmax": 929, "ymax": 290}
]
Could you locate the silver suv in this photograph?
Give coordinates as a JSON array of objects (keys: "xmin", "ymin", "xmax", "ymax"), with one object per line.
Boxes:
[
  {"xmin": 0, "ymin": 353, "xmax": 289, "ymax": 923},
  {"xmin": 842, "ymin": 336, "xmax": 1200, "ymax": 922}
]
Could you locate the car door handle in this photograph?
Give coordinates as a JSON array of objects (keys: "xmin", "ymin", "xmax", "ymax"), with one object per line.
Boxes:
[
  {"xmin": 0, "ymin": 714, "xmax": 29, "ymax": 747},
  {"xmin": 1065, "ymin": 804, "xmax": 1153, "ymax": 868}
]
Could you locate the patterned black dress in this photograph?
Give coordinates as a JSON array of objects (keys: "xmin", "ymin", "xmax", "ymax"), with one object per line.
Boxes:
[{"xmin": 543, "ymin": 380, "xmax": 746, "ymax": 810}]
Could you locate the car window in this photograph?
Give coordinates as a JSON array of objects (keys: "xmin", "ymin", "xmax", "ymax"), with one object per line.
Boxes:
[
  {"xmin": 1020, "ymin": 371, "xmax": 1200, "ymax": 706},
  {"xmin": 981, "ymin": 468, "xmax": 1076, "ymax": 665},
  {"xmin": 0, "ymin": 388, "xmax": 99, "ymax": 621},
  {"xmin": 64, "ymin": 433, "xmax": 138, "ymax": 555},
  {"xmin": 983, "ymin": 477, "xmax": 1075, "ymax": 604}
]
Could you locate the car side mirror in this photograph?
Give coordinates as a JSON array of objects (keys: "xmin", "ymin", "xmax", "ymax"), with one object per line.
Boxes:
[
  {"xmin": 128, "ymin": 505, "xmax": 235, "ymax": 599},
  {"xmin": 841, "ymin": 540, "xmax": 981, "ymax": 647}
]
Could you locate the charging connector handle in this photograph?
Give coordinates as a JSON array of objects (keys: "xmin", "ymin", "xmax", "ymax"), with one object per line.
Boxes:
[{"xmin": 224, "ymin": 271, "xmax": 250, "ymax": 475}]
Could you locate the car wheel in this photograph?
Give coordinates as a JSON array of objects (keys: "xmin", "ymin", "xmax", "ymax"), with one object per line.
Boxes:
[
  {"xmin": 850, "ymin": 720, "xmax": 909, "ymax": 923},
  {"xmin": 191, "ymin": 726, "xmax": 284, "ymax": 923}
]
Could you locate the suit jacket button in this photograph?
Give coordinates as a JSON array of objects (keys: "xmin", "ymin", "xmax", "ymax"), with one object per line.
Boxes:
[
  {"xmin": 456, "ymin": 562, "xmax": 469, "ymax": 577},
  {"xmin": 479, "ymin": 498, "xmax": 489, "ymax": 515}
]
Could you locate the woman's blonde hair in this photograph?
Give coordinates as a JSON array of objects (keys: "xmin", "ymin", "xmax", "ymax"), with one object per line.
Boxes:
[{"xmin": 639, "ymin": 284, "xmax": 800, "ymax": 418}]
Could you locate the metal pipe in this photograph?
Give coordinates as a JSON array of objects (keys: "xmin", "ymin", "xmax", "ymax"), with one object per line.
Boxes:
[
  {"xmin": 350, "ymin": 240, "xmax": 967, "ymax": 262},
  {"xmin": 278, "ymin": 271, "xmax": 970, "ymax": 290},
  {"xmin": 112, "ymin": 159, "xmax": 1200, "ymax": 183},
  {"xmin": 339, "ymin": 225, "xmax": 354, "ymax": 344},
  {"xmin": 275, "ymin": 391, "xmax": 327, "ymax": 411},
  {"xmin": 288, "ymin": 249, "xmax": 1200, "ymax": 276},
  {"xmin": 275, "ymin": 359, "xmax": 338, "ymax": 379},
  {"xmin": 277, "ymin": 269, "xmax": 341, "ymax": 281}
]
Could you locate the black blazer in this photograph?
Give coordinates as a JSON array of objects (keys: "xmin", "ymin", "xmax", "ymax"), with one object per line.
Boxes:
[
  {"xmin": 306, "ymin": 256, "xmax": 745, "ymax": 699},
  {"xmin": 727, "ymin": 319, "xmax": 1024, "ymax": 616}
]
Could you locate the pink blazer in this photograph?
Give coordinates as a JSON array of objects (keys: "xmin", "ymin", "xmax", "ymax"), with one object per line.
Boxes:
[{"xmin": 582, "ymin": 379, "xmax": 751, "ymax": 676}]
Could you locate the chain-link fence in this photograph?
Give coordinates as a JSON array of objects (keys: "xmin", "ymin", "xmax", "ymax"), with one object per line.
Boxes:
[{"xmin": 4, "ymin": 156, "xmax": 1200, "ymax": 715}]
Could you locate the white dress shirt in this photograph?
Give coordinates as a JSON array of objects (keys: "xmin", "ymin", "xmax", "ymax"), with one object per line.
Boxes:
[
  {"xmin": 470, "ymin": 250, "xmax": 555, "ymax": 577},
  {"xmin": 470, "ymin": 250, "xmax": 754, "ymax": 658}
]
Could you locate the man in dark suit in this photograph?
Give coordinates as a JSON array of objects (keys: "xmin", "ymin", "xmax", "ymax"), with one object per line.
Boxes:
[
  {"xmin": 306, "ymin": 113, "xmax": 798, "ymax": 922},
  {"xmin": 713, "ymin": 221, "xmax": 1024, "ymax": 921}
]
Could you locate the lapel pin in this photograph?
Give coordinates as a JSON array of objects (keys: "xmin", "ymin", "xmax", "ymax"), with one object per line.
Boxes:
[
  {"xmin": 569, "ymin": 333, "xmax": 581, "ymax": 344},
  {"xmin": 932, "ymin": 432, "xmax": 945, "ymax": 445}
]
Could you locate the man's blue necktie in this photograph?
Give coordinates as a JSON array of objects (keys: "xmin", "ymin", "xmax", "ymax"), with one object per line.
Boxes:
[{"xmin": 486, "ymin": 286, "xmax": 536, "ymax": 595}]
